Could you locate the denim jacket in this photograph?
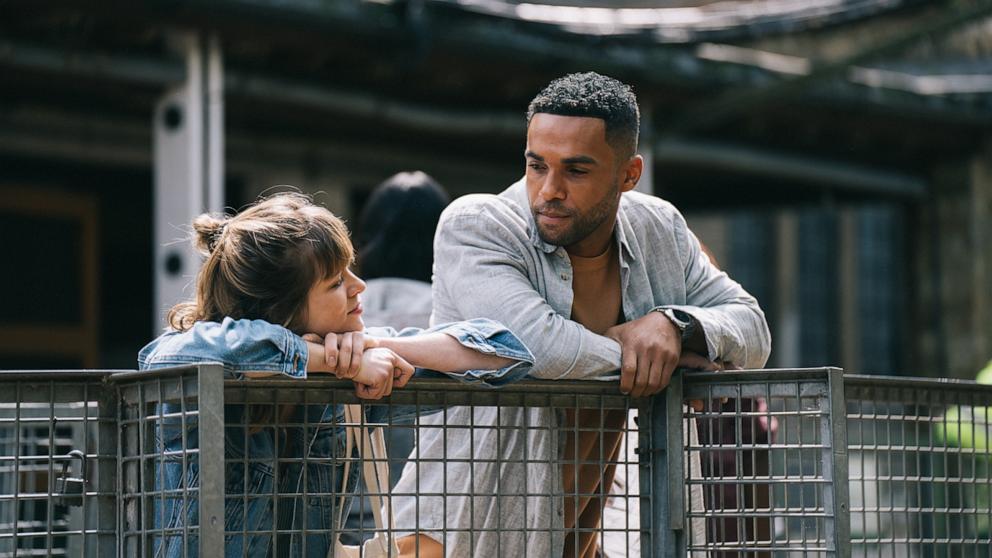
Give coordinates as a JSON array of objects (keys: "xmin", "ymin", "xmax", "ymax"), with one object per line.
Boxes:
[
  {"xmin": 139, "ymin": 317, "xmax": 533, "ymax": 386},
  {"xmin": 138, "ymin": 317, "xmax": 533, "ymax": 558}
]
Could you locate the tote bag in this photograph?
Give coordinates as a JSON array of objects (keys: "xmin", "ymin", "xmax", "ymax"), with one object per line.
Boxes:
[{"xmin": 331, "ymin": 404, "xmax": 399, "ymax": 558}]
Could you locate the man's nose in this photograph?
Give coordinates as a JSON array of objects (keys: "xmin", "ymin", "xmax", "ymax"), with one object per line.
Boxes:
[{"xmin": 538, "ymin": 170, "xmax": 566, "ymax": 201}]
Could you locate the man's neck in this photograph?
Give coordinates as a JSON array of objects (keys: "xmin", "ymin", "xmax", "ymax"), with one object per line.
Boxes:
[{"xmin": 564, "ymin": 218, "xmax": 618, "ymax": 258}]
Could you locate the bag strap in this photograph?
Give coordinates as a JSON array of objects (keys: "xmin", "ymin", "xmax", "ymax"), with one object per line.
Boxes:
[
  {"xmin": 335, "ymin": 406, "xmax": 357, "ymax": 532},
  {"xmin": 359, "ymin": 415, "xmax": 391, "ymax": 532},
  {"xmin": 339, "ymin": 405, "xmax": 395, "ymax": 532}
]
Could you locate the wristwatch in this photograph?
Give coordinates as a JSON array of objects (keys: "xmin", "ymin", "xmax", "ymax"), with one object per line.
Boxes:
[{"xmin": 658, "ymin": 308, "xmax": 695, "ymax": 344}]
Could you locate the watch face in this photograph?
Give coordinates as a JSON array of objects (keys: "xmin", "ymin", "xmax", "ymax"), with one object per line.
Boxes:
[{"xmin": 665, "ymin": 309, "xmax": 694, "ymax": 342}]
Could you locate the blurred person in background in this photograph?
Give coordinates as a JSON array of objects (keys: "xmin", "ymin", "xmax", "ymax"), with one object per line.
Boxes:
[
  {"xmin": 343, "ymin": 171, "xmax": 450, "ymax": 543},
  {"xmin": 355, "ymin": 171, "xmax": 450, "ymax": 331}
]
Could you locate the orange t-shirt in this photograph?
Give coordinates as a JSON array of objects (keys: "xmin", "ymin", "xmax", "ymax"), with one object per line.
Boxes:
[{"xmin": 562, "ymin": 241, "xmax": 628, "ymax": 558}]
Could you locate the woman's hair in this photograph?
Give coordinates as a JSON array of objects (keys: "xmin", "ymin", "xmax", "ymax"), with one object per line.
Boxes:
[
  {"xmin": 355, "ymin": 171, "xmax": 449, "ymax": 283},
  {"xmin": 168, "ymin": 191, "xmax": 353, "ymax": 333}
]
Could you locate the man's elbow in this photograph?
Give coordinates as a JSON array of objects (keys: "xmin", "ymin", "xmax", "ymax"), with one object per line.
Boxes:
[
  {"xmin": 524, "ymin": 347, "xmax": 584, "ymax": 380},
  {"xmin": 527, "ymin": 363, "xmax": 574, "ymax": 381},
  {"xmin": 747, "ymin": 311, "xmax": 772, "ymax": 369},
  {"xmin": 754, "ymin": 327, "xmax": 772, "ymax": 369}
]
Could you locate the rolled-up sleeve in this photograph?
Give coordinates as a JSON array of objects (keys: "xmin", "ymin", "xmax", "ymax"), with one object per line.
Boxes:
[
  {"xmin": 367, "ymin": 318, "xmax": 535, "ymax": 387},
  {"xmin": 654, "ymin": 211, "xmax": 772, "ymax": 369}
]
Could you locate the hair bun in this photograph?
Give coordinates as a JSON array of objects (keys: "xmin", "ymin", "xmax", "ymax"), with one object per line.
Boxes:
[{"xmin": 191, "ymin": 213, "xmax": 229, "ymax": 255}]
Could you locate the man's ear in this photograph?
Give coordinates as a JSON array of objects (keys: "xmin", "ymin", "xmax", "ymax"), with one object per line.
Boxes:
[{"xmin": 619, "ymin": 155, "xmax": 643, "ymax": 193}]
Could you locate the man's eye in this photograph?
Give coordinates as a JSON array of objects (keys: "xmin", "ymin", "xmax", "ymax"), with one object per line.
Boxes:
[
  {"xmin": 528, "ymin": 163, "xmax": 546, "ymax": 172},
  {"xmin": 569, "ymin": 168, "xmax": 588, "ymax": 176}
]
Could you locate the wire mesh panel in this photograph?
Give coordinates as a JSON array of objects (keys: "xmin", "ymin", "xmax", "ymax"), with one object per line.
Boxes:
[
  {"xmin": 681, "ymin": 368, "xmax": 849, "ymax": 557},
  {"xmin": 116, "ymin": 367, "xmax": 654, "ymax": 557},
  {"xmin": 220, "ymin": 374, "xmax": 360, "ymax": 557},
  {"xmin": 0, "ymin": 371, "xmax": 117, "ymax": 558},
  {"xmin": 226, "ymin": 377, "xmax": 648, "ymax": 558},
  {"xmin": 116, "ymin": 365, "xmax": 224, "ymax": 557},
  {"xmin": 846, "ymin": 376, "xmax": 992, "ymax": 558}
]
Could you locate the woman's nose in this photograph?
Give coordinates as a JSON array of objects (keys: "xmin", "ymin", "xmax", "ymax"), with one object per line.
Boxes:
[{"xmin": 349, "ymin": 273, "xmax": 366, "ymax": 297}]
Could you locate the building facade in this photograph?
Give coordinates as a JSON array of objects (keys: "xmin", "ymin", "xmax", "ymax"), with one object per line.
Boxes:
[{"xmin": 1, "ymin": 0, "xmax": 989, "ymax": 377}]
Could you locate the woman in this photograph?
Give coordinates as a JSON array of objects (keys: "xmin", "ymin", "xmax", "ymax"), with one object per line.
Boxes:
[{"xmin": 139, "ymin": 192, "xmax": 532, "ymax": 557}]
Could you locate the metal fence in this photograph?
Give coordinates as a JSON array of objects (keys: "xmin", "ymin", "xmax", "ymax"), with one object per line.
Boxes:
[
  {"xmin": 845, "ymin": 376, "xmax": 992, "ymax": 558},
  {"xmin": 1, "ymin": 366, "xmax": 990, "ymax": 557},
  {"xmin": 679, "ymin": 368, "xmax": 849, "ymax": 557},
  {"xmin": 0, "ymin": 372, "xmax": 117, "ymax": 558}
]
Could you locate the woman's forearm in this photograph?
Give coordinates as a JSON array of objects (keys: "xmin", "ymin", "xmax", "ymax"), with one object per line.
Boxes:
[{"xmin": 376, "ymin": 332, "xmax": 513, "ymax": 372}]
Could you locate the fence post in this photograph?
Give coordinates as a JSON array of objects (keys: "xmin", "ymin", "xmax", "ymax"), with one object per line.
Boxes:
[
  {"xmin": 639, "ymin": 370, "xmax": 685, "ymax": 557},
  {"xmin": 197, "ymin": 364, "xmax": 225, "ymax": 555},
  {"xmin": 825, "ymin": 367, "xmax": 851, "ymax": 557},
  {"xmin": 96, "ymin": 378, "xmax": 118, "ymax": 557},
  {"xmin": 666, "ymin": 371, "xmax": 685, "ymax": 535}
]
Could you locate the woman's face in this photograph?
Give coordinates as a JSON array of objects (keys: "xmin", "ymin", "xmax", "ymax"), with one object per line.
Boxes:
[{"xmin": 301, "ymin": 266, "xmax": 366, "ymax": 335}]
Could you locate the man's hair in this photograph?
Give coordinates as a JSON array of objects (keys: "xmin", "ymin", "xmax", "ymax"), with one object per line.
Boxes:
[{"xmin": 526, "ymin": 72, "xmax": 640, "ymax": 159}]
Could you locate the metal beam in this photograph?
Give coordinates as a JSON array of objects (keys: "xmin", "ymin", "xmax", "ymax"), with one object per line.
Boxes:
[
  {"xmin": 655, "ymin": 139, "xmax": 926, "ymax": 197},
  {"xmin": 223, "ymin": 70, "xmax": 523, "ymax": 135},
  {"xmin": 666, "ymin": 0, "xmax": 992, "ymax": 135},
  {"xmin": 0, "ymin": 40, "xmax": 183, "ymax": 86}
]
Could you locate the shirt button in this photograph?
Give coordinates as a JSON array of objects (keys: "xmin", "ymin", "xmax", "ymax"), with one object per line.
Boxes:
[{"xmin": 560, "ymin": 273, "xmax": 569, "ymax": 281}]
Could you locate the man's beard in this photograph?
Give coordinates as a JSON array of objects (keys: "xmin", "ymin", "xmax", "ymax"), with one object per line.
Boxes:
[{"xmin": 532, "ymin": 183, "xmax": 619, "ymax": 248}]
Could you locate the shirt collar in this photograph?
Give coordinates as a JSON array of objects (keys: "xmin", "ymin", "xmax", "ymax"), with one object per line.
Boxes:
[{"xmin": 614, "ymin": 195, "xmax": 636, "ymax": 264}]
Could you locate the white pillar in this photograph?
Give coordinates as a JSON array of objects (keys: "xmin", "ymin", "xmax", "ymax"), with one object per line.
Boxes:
[
  {"xmin": 153, "ymin": 32, "xmax": 224, "ymax": 330},
  {"xmin": 206, "ymin": 34, "xmax": 225, "ymax": 214}
]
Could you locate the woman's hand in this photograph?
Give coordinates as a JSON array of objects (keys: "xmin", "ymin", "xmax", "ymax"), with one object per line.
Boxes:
[
  {"xmin": 302, "ymin": 332, "xmax": 379, "ymax": 378},
  {"xmin": 351, "ymin": 347, "xmax": 415, "ymax": 399},
  {"xmin": 679, "ymin": 352, "xmax": 740, "ymax": 411}
]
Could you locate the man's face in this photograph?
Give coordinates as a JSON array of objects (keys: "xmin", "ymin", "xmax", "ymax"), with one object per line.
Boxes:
[{"xmin": 525, "ymin": 113, "xmax": 637, "ymax": 256}]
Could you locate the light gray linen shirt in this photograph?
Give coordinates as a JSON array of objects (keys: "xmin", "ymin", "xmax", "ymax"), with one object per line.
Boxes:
[{"xmin": 391, "ymin": 179, "xmax": 771, "ymax": 557}]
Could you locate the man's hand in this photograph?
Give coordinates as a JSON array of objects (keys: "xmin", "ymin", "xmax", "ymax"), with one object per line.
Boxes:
[
  {"xmin": 605, "ymin": 311, "xmax": 682, "ymax": 398},
  {"xmin": 351, "ymin": 347, "xmax": 415, "ymax": 399},
  {"xmin": 301, "ymin": 332, "xmax": 379, "ymax": 379}
]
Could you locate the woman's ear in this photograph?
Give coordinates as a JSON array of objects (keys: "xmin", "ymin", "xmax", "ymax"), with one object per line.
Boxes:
[{"xmin": 620, "ymin": 155, "xmax": 643, "ymax": 193}]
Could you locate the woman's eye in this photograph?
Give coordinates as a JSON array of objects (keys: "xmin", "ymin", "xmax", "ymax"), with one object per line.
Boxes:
[{"xmin": 331, "ymin": 278, "xmax": 344, "ymax": 289}]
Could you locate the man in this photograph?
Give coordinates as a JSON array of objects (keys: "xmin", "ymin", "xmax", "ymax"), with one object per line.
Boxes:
[{"xmin": 392, "ymin": 72, "xmax": 771, "ymax": 557}]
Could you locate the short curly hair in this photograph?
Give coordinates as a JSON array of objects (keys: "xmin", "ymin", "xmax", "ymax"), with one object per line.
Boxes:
[{"xmin": 526, "ymin": 72, "xmax": 640, "ymax": 159}]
